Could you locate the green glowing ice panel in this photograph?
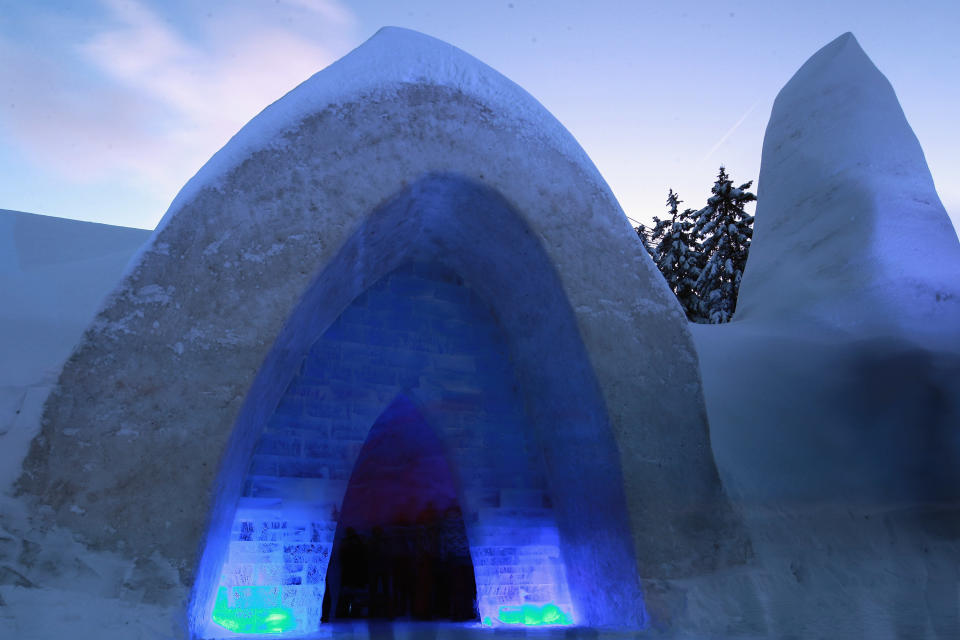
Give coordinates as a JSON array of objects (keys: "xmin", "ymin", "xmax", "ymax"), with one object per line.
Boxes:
[
  {"xmin": 211, "ymin": 586, "xmax": 296, "ymax": 634},
  {"xmin": 494, "ymin": 603, "xmax": 573, "ymax": 626}
]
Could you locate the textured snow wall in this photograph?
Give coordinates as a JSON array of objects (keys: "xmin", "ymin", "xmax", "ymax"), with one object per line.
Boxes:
[
  {"xmin": 736, "ymin": 32, "xmax": 960, "ymax": 347},
  {"xmin": 17, "ymin": 27, "xmax": 747, "ymax": 636}
]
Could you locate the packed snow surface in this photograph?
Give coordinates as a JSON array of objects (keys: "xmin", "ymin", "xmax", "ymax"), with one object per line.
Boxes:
[
  {"xmin": 0, "ymin": 211, "xmax": 151, "ymax": 637},
  {"xmin": 688, "ymin": 33, "xmax": 960, "ymax": 639}
]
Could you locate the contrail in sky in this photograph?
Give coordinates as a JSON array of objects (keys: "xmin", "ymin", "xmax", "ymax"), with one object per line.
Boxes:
[{"xmin": 700, "ymin": 98, "xmax": 762, "ymax": 163}]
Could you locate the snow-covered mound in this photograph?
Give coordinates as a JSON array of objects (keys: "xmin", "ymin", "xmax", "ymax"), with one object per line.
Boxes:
[
  {"xmin": 696, "ymin": 322, "xmax": 960, "ymax": 506},
  {"xmin": 11, "ymin": 26, "xmax": 739, "ymax": 637},
  {"xmin": 0, "ymin": 210, "xmax": 149, "ymax": 492},
  {"xmin": 683, "ymin": 33, "xmax": 960, "ymax": 639},
  {"xmin": 717, "ymin": 32, "xmax": 960, "ymax": 507},
  {"xmin": 689, "ymin": 322, "xmax": 960, "ymax": 638},
  {"xmin": 736, "ymin": 33, "xmax": 960, "ymax": 348}
]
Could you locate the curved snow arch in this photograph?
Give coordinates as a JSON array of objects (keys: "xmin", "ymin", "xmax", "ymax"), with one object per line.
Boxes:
[
  {"xmin": 19, "ymin": 26, "xmax": 747, "ymax": 633},
  {"xmin": 191, "ymin": 175, "xmax": 644, "ymax": 632}
]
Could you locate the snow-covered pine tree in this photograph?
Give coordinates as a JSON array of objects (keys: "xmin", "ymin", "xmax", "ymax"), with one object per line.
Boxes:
[
  {"xmin": 637, "ymin": 213, "xmax": 671, "ymax": 261},
  {"xmin": 692, "ymin": 166, "xmax": 756, "ymax": 323},
  {"xmin": 635, "ymin": 223, "xmax": 654, "ymax": 258},
  {"xmin": 651, "ymin": 189, "xmax": 702, "ymax": 320}
]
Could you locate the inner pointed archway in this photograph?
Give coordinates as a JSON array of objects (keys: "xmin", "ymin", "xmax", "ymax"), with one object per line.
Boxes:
[
  {"xmin": 188, "ymin": 173, "xmax": 656, "ymax": 637},
  {"xmin": 321, "ymin": 394, "xmax": 477, "ymax": 622},
  {"xmin": 206, "ymin": 258, "xmax": 580, "ymax": 637}
]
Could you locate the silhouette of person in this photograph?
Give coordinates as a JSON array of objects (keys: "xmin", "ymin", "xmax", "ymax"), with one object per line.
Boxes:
[
  {"xmin": 337, "ymin": 527, "xmax": 369, "ymax": 618},
  {"xmin": 368, "ymin": 526, "xmax": 390, "ymax": 618},
  {"xmin": 388, "ymin": 522, "xmax": 414, "ymax": 618},
  {"xmin": 440, "ymin": 505, "xmax": 476, "ymax": 620},
  {"xmin": 413, "ymin": 503, "xmax": 441, "ymax": 619}
]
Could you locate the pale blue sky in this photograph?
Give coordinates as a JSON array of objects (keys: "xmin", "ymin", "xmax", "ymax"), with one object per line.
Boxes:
[{"xmin": 1, "ymin": 0, "xmax": 957, "ymax": 232}]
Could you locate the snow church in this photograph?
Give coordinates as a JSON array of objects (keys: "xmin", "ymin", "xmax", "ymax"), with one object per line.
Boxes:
[{"xmin": 2, "ymin": 28, "xmax": 959, "ymax": 639}]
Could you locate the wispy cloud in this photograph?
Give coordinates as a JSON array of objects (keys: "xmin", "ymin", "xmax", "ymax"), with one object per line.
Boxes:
[{"xmin": 0, "ymin": 0, "xmax": 357, "ymax": 207}]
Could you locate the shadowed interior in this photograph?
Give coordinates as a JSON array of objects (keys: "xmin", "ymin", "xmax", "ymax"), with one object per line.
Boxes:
[{"xmin": 321, "ymin": 395, "xmax": 478, "ymax": 622}]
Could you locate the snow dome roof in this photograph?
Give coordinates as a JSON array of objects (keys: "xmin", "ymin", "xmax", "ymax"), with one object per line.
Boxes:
[{"xmin": 158, "ymin": 26, "xmax": 597, "ymax": 236}]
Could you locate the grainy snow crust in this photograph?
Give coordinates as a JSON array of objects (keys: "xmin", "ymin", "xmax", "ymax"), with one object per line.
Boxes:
[{"xmin": 152, "ymin": 27, "xmax": 606, "ymax": 249}]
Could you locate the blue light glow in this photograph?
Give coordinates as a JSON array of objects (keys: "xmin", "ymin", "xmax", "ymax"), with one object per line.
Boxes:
[{"xmin": 203, "ymin": 259, "xmax": 584, "ymax": 634}]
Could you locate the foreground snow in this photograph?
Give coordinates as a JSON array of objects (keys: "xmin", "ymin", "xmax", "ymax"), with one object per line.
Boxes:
[{"xmin": 688, "ymin": 319, "xmax": 959, "ymax": 638}]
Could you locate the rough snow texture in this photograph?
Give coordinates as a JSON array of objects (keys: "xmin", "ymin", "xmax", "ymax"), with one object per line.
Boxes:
[
  {"xmin": 736, "ymin": 33, "xmax": 960, "ymax": 348},
  {"xmin": 15, "ymin": 27, "xmax": 744, "ymax": 636},
  {"xmin": 155, "ymin": 28, "xmax": 598, "ymax": 237}
]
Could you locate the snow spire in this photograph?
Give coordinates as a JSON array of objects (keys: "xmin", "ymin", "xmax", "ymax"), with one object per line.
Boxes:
[{"xmin": 736, "ymin": 32, "xmax": 960, "ymax": 346}]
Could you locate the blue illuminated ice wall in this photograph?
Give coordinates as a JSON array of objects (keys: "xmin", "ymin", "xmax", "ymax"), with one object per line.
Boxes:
[{"xmin": 212, "ymin": 261, "xmax": 573, "ymax": 634}]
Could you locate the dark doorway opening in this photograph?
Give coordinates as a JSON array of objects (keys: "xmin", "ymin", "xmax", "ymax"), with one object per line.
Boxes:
[{"xmin": 321, "ymin": 396, "xmax": 479, "ymax": 622}]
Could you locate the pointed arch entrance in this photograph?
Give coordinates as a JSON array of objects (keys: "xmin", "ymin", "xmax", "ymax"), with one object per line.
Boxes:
[{"xmin": 320, "ymin": 394, "xmax": 477, "ymax": 622}]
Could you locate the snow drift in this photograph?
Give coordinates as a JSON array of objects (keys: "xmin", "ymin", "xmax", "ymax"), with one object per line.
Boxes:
[{"xmin": 0, "ymin": 210, "xmax": 148, "ymax": 492}]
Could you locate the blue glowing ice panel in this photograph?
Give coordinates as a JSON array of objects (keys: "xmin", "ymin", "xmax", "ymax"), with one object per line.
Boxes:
[{"xmin": 212, "ymin": 262, "xmax": 575, "ymax": 633}]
